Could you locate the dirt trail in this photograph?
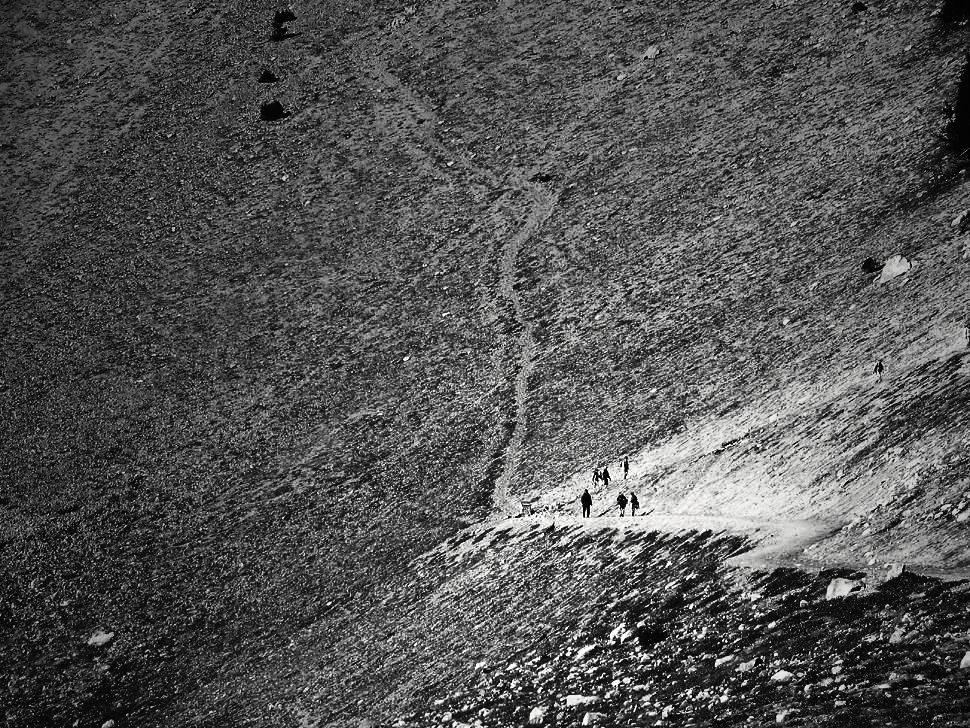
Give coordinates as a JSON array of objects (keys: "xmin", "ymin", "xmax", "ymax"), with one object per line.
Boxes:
[{"xmin": 491, "ymin": 180, "xmax": 560, "ymax": 515}]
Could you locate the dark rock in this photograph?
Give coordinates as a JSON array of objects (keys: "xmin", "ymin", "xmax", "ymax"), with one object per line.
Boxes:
[
  {"xmin": 861, "ymin": 257, "xmax": 880, "ymax": 274},
  {"xmin": 273, "ymin": 9, "xmax": 297, "ymax": 26},
  {"xmin": 270, "ymin": 25, "xmax": 296, "ymax": 42},
  {"xmin": 635, "ymin": 623, "xmax": 667, "ymax": 648},
  {"xmin": 851, "ymin": 1, "xmax": 867, "ymax": 12},
  {"xmin": 259, "ymin": 70, "xmax": 279, "ymax": 83},
  {"xmin": 260, "ymin": 101, "xmax": 289, "ymax": 121},
  {"xmin": 941, "ymin": 0, "xmax": 970, "ymax": 23}
]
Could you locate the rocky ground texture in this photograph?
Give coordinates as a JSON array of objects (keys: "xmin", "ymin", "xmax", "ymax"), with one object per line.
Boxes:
[{"xmin": 3, "ymin": 0, "xmax": 970, "ymax": 726}]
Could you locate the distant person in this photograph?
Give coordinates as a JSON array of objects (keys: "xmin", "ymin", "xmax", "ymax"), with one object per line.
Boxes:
[
  {"xmin": 592, "ymin": 468, "xmax": 601, "ymax": 486},
  {"xmin": 581, "ymin": 488, "xmax": 592, "ymax": 518},
  {"xmin": 965, "ymin": 319, "xmax": 970, "ymax": 348},
  {"xmin": 602, "ymin": 466, "xmax": 611, "ymax": 488},
  {"xmin": 623, "ymin": 456, "xmax": 629, "ymax": 480},
  {"xmin": 630, "ymin": 492, "xmax": 639, "ymax": 516},
  {"xmin": 617, "ymin": 492, "xmax": 628, "ymax": 516},
  {"xmin": 874, "ymin": 359, "xmax": 884, "ymax": 381}
]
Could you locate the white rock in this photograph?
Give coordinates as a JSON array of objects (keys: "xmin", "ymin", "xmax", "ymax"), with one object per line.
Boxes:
[
  {"xmin": 960, "ymin": 651, "xmax": 970, "ymax": 669},
  {"xmin": 565, "ymin": 695, "xmax": 599, "ymax": 707},
  {"xmin": 715, "ymin": 655, "xmax": 735, "ymax": 667},
  {"xmin": 528, "ymin": 706, "xmax": 547, "ymax": 724},
  {"xmin": 771, "ymin": 670, "xmax": 795, "ymax": 683},
  {"xmin": 877, "ymin": 255, "xmax": 912, "ymax": 285},
  {"xmin": 86, "ymin": 630, "xmax": 114, "ymax": 648},
  {"xmin": 574, "ymin": 645, "xmax": 596, "ymax": 661},
  {"xmin": 101, "ymin": 721, "xmax": 116, "ymax": 728},
  {"xmin": 646, "ymin": 45, "xmax": 660, "ymax": 59},
  {"xmin": 581, "ymin": 713, "xmax": 605, "ymax": 726},
  {"xmin": 737, "ymin": 659, "xmax": 757, "ymax": 673},
  {"xmin": 884, "ymin": 563, "xmax": 905, "ymax": 580},
  {"xmin": 826, "ymin": 578, "xmax": 863, "ymax": 600},
  {"xmin": 776, "ymin": 709, "xmax": 791, "ymax": 723}
]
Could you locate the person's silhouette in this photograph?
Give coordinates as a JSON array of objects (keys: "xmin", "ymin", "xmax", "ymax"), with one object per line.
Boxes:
[{"xmin": 581, "ymin": 489, "xmax": 592, "ymax": 518}]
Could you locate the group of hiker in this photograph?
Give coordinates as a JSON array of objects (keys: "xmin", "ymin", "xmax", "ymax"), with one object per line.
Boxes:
[{"xmin": 580, "ymin": 456, "xmax": 641, "ymax": 518}]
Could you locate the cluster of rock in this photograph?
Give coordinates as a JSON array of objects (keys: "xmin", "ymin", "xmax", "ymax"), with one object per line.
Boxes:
[{"xmin": 388, "ymin": 548, "xmax": 970, "ymax": 727}]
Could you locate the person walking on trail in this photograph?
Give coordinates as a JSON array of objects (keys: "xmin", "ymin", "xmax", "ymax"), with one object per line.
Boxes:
[
  {"xmin": 581, "ymin": 488, "xmax": 592, "ymax": 518},
  {"xmin": 616, "ymin": 492, "xmax": 628, "ymax": 516},
  {"xmin": 874, "ymin": 359, "xmax": 884, "ymax": 382},
  {"xmin": 592, "ymin": 468, "xmax": 601, "ymax": 486},
  {"xmin": 964, "ymin": 318, "xmax": 970, "ymax": 348},
  {"xmin": 602, "ymin": 466, "xmax": 611, "ymax": 488},
  {"xmin": 630, "ymin": 492, "xmax": 639, "ymax": 517},
  {"xmin": 623, "ymin": 456, "xmax": 629, "ymax": 480}
]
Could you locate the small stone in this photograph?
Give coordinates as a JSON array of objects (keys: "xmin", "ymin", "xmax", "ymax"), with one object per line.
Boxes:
[
  {"xmin": 574, "ymin": 645, "xmax": 596, "ymax": 661},
  {"xmin": 715, "ymin": 655, "xmax": 735, "ymax": 667},
  {"xmin": 737, "ymin": 659, "xmax": 757, "ymax": 673},
  {"xmin": 776, "ymin": 709, "xmax": 791, "ymax": 723},
  {"xmin": 565, "ymin": 696, "xmax": 599, "ymax": 707},
  {"xmin": 884, "ymin": 563, "xmax": 906, "ymax": 580},
  {"xmin": 646, "ymin": 45, "xmax": 660, "ymax": 59},
  {"xmin": 101, "ymin": 721, "xmax": 116, "ymax": 728},
  {"xmin": 528, "ymin": 706, "xmax": 547, "ymax": 724},
  {"xmin": 86, "ymin": 630, "xmax": 114, "ymax": 648},
  {"xmin": 889, "ymin": 627, "xmax": 906, "ymax": 644}
]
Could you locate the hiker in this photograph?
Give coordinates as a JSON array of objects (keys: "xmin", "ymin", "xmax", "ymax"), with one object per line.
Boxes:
[
  {"xmin": 616, "ymin": 492, "xmax": 628, "ymax": 516},
  {"xmin": 602, "ymin": 466, "xmax": 611, "ymax": 487},
  {"xmin": 581, "ymin": 488, "xmax": 592, "ymax": 518},
  {"xmin": 965, "ymin": 319, "xmax": 970, "ymax": 347},
  {"xmin": 874, "ymin": 359, "xmax": 884, "ymax": 381},
  {"xmin": 592, "ymin": 468, "xmax": 601, "ymax": 486},
  {"xmin": 630, "ymin": 492, "xmax": 639, "ymax": 516},
  {"xmin": 623, "ymin": 456, "xmax": 629, "ymax": 480}
]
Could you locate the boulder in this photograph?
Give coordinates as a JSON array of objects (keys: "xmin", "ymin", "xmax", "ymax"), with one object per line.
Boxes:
[
  {"xmin": 581, "ymin": 713, "xmax": 605, "ymax": 726},
  {"xmin": 737, "ymin": 659, "xmax": 757, "ymax": 673},
  {"xmin": 771, "ymin": 670, "xmax": 795, "ymax": 683},
  {"xmin": 961, "ymin": 651, "xmax": 970, "ymax": 669},
  {"xmin": 715, "ymin": 655, "xmax": 735, "ymax": 667},
  {"xmin": 528, "ymin": 707, "xmax": 547, "ymax": 724},
  {"xmin": 826, "ymin": 578, "xmax": 863, "ymax": 600},
  {"xmin": 876, "ymin": 255, "xmax": 912, "ymax": 285}
]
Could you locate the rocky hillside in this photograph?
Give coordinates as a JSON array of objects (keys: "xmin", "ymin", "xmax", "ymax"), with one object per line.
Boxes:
[{"xmin": 2, "ymin": 0, "xmax": 970, "ymax": 726}]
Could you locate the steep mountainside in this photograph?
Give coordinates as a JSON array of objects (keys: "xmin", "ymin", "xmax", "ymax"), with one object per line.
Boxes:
[{"xmin": 2, "ymin": 0, "xmax": 969, "ymax": 726}]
